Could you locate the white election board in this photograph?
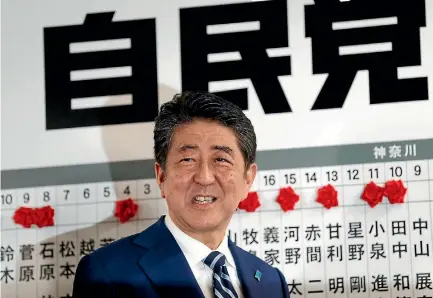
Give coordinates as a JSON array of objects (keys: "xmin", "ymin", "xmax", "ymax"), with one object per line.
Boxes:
[
  {"xmin": 2, "ymin": 140, "xmax": 433, "ymax": 297},
  {"xmin": 1, "ymin": 0, "xmax": 433, "ymax": 297}
]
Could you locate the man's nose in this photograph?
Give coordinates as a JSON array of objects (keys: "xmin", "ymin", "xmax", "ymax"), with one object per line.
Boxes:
[{"xmin": 194, "ymin": 162, "xmax": 215, "ymax": 185}]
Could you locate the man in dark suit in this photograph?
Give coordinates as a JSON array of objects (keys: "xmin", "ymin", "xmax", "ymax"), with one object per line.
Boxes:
[{"xmin": 72, "ymin": 91, "xmax": 290, "ymax": 298}]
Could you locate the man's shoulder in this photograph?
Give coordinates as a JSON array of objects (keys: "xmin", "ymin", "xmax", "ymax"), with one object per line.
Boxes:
[{"xmin": 72, "ymin": 224, "xmax": 167, "ymax": 297}]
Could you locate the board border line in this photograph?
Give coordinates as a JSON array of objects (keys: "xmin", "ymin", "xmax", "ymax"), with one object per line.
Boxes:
[{"xmin": 2, "ymin": 138, "xmax": 433, "ymax": 189}]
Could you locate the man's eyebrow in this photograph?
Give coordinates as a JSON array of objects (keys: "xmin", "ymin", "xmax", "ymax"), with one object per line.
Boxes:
[
  {"xmin": 178, "ymin": 144, "xmax": 198, "ymax": 152},
  {"xmin": 212, "ymin": 145, "xmax": 234, "ymax": 157},
  {"xmin": 177, "ymin": 144, "xmax": 234, "ymax": 157}
]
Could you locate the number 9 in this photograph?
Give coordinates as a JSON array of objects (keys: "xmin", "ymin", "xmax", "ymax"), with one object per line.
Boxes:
[{"xmin": 414, "ymin": 165, "xmax": 421, "ymax": 176}]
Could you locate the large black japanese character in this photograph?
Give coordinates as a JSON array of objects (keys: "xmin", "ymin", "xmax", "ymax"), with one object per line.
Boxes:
[
  {"xmin": 43, "ymin": 12, "xmax": 158, "ymax": 129},
  {"xmin": 305, "ymin": 0, "xmax": 427, "ymax": 109},
  {"xmin": 180, "ymin": 0, "xmax": 291, "ymax": 113}
]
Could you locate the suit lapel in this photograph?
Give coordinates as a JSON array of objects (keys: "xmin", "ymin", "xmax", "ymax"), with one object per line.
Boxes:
[
  {"xmin": 133, "ymin": 217, "xmax": 205, "ymax": 298},
  {"xmin": 228, "ymin": 240, "xmax": 264, "ymax": 298}
]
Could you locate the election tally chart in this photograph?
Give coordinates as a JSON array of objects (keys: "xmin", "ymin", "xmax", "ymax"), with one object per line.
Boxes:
[
  {"xmin": 2, "ymin": 0, "xmax": 433, "ymax": 297},
  {"xmin": 1, "ymin": 139, "xmax": 433, "ymax": 298}
]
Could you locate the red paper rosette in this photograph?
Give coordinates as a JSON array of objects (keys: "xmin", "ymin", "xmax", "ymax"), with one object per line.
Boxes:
[
  {"xmin": 13, "ymin": 205, "xmax": 55, "ymax": 228},
  {"xmin": 316, "ymin": 184, "xmax": 338, "ymax": 209},
  {"xmin": 238, "ymin": 192, "xmax": 261, "ymax": 212},
  {"xmin": 361, "ymin": 181, "xmax": 385, "ymax": 208},
  {"xmin": 13, "ymin": 207, "xmax": 36, "ymax": 228},
  {"xmin": 384, "ymin": 180, "xmax": 407, "ymax": 204},
  {"xmin": 276, "ymin": 186, "xmax": 300, "ymax": 212},
  {"xmin": 115, "ymin": 198, "xmax": 138, "ymax": 223},
  {"xmin": 34, "ymin": 206, "xmax": 55, "ymax": 228}
]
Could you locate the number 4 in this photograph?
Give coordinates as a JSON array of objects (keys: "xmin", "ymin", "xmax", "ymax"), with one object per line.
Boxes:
[{"xmin": 124, "ymin": 186, "xmax": 130, "ymax": 195}]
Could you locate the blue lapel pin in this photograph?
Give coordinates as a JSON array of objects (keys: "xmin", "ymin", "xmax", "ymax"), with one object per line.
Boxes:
[{"xmin": 254, "ymin": 270, "xmax": 262, "ymax": 282}]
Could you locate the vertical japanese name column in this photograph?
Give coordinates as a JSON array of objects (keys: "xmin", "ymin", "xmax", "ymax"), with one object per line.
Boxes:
[
  {"xmin": 1, "ymin": 187, "xmax": 18, "ymax": 297},
  {"xmin": 407, "ymin": 146, "xmax": 433, "ymax": 297}
]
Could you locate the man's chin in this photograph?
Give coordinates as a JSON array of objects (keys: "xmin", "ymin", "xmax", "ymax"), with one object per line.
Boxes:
[{"xmin": 186, "ymin": 217, "xmax": 226, "ymax": 232}]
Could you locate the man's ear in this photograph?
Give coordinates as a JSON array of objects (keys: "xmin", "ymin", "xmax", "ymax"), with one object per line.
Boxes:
[
  {"xmin": 154, "ymin": 162, "xmax": 166, "ymax": 198},
  {"xmin": 243, "ymin": 163, "xmax": 257, "ymax": 198}
]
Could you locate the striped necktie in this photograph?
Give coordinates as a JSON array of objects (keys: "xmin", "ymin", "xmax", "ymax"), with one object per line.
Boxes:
[{"xmin": 203, "ymin": 251, "xmax": 239, "ymax": 298}]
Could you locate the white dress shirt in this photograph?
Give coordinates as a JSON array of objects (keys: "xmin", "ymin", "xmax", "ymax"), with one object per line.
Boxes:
[{"xmin": 164, "ymin": 214, "xmax": 244, "ymax": 298}]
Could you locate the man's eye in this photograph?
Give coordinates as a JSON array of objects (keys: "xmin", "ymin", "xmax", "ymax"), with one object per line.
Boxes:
[{"xmin": 216, "ymin": 157, "xmax": 229, "ymax": 163}]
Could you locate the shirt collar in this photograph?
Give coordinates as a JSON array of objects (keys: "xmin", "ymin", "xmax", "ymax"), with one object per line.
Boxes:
[{"xmin": 164, "ymin": 214, "xmax": 236, "ymax": 269}]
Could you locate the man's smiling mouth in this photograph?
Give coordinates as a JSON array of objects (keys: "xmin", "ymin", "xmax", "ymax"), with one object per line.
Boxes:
[{"xmin": 192, "ymin": 196, "xmax": 217, "ymax": 204}]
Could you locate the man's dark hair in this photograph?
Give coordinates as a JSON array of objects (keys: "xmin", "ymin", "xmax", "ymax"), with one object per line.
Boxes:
[{"xmin": 153, "ymin": 91, "xmax": 257, "ymax": 171}]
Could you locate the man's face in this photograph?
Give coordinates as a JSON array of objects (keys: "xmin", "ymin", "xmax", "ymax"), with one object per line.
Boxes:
[{"xmin": 155, "ymin": 119, "xmax": 257, "ymax": 234}]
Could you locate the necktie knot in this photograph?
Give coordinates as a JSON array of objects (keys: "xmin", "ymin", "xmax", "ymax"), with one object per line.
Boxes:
[{"xmin": 203, "ymin": 251, "xmax": 226, "ymax": 271}]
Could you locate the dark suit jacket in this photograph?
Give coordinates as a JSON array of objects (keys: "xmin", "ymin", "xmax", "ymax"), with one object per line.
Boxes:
[{"xmin": 72, "ymin": 216, "xmax": 290, "ymax": 298}]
